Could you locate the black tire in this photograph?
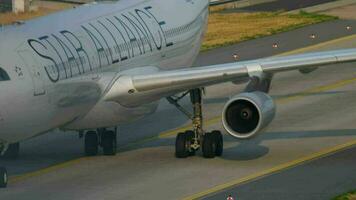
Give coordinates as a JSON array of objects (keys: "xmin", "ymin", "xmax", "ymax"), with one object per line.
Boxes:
[
  {"xmin": 102, "ymin": 131, "xmax": 117, "ymax": 156},
  {"xmin": 185, "ymin": 131, "xmax": 196, "ymax": 156},
  {"xmin": 85, "ymin": 131, "xmax": 98, "ymax": 156},
  {"xmin": 0, "ymin": 167, "xmax": 7, "ymax": 188},
  {"xmin": 175, "ymin": 132, "xmax": 190, "ymax": 158},
  {"xmin": 212, "ymin": 130, "xmax": 223, "ymax": 156},
  {"xmin": 202, "ymin": 132, "xmax": 216, "ymax": 158},
  {"xmin": 1, "ymin": 143, "xmax": 20, "ymax": 160}
]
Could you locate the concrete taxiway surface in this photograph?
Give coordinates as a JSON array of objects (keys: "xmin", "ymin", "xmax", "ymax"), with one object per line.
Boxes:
[
  {"xmin": 204, "ymin": 146, "xmax": 356, "ymax": 200},
  {"xmin": 1, "ymin": 18, "xmax": 356, "ymax": 200},
  {"xmin": 228, "ymin": 0, "xmax": 337, "ymax": 12}
]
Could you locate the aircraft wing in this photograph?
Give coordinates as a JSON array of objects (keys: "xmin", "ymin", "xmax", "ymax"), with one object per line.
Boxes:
[{"xmin": 104, "ymin": 48, "xmax": 356, "ymax": 107}]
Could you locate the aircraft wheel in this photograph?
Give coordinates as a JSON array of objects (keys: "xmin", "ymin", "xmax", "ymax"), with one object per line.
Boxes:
[
  {"xmin": 85, "ymin": 131, "xmax": 98, "ymax": 156},
  {"xmin": 1, "ymin": 143, "xmax": 20, "ymax": 160},
  {"xmin": 185, "ymin": 130, "xmax": 196, "ymax": 156},
  {"xmin": 212, "ymin": 130, "xmax": 223, "ymax": 156},
  {"xmin": 101, "ymin": 131, "xmax": 117, "ymax": 156},
  {"xmin": 175, "ymin": 132, "xmax": 193, "ymax": 158},
  {"xmin": 202, "ymin": 132, "xmax": 217, "ymax": 158},
  {"xmin": 0, "ymin": 167, "xmax": 7, "ymax": 188}
]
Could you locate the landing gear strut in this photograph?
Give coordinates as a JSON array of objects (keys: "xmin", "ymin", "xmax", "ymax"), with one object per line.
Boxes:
[
  {"xmin": 84, "ymin": 128, "xmax": 117, "ymax": 156},
  {"xmin": 0, "ymin": 143, "xmax": 20, "ymax": 160},
  {"xmin": 168, "ymin": 88, "xmax": 223, "ymax": 158}
]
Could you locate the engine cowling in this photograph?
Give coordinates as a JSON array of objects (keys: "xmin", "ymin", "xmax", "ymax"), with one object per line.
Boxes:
[
  {"xmin": 299, "ymin": 67, "xmax": 318, "ymax": 74},
  {"xmin": 222, "ymin": 92, "xmax": 276, "ymax": 139}
]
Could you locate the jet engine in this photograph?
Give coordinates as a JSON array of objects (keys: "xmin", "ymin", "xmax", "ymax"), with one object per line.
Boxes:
[
  {"xmin": 222, "ymin": 92, "xmax": 276, "ymax": 139},
  {"xmin": 299, "ymin": 67, "xmax": 318, "ymax": 74}
]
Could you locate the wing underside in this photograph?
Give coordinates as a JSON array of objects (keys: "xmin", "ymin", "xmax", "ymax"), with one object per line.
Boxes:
[{"xmin": 104, "ymin": 48, "xmax": 356, "ymax": 107}]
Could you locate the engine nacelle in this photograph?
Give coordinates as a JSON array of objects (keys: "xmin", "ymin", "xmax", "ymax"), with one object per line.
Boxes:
[
  {"xmin": 222, "ymin": 92, "xmax": 276, "ymax": 139},
  {"xmin": 299, "ymin": 67, "xmax": 318, "ymax": 74}
]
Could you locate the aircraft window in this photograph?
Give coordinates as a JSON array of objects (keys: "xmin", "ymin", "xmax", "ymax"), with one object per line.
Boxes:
[{"xmin": 0, "ymin": 68, "xmax": 10, "ymax": 81}]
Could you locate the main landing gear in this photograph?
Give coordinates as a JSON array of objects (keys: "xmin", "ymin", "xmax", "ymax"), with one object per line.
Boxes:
[
  {"xmin": 0, "ymin": 167, "xmax": 7, "ymax": 188},
  {"xmin": 0, "ymin": 143, "xmax": 19, "ymax": 188},
  {"xmin": 83, "ymin": 128, "xmax": 117, "ymax": 156},
  {"xmin": 167, "ymin": 89, "xmax": 223, "ymax": 159}
]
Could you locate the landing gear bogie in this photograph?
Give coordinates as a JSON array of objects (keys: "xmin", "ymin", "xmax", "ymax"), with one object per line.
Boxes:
[
  {"xmin": 169, "ymin": 88, "xmax": 224, "ymax": 159},
  {"xmin": 84, "ymin": 129, "xmax": 117, "ymax": 156}
]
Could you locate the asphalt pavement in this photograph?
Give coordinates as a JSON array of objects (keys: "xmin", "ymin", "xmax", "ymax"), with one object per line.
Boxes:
[
  {"xmin": 203, "ymin": 146, "xmax": 356, "ymax": 200},
  {"xmin": 241, "ymin": 0, "xmax": 337, "ymax": 12}
]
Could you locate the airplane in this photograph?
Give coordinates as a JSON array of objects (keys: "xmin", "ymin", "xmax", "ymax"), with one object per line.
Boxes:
[{"xmin": 0, "ymin": 0, "xmax": 356, "ymax": 188}]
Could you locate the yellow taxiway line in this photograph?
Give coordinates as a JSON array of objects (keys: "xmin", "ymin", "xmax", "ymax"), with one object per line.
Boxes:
[
  {"xmin": 183, "ymin": 140, "xmax": 356, "ymax": 200},
  {"xmin": 8, "ymin": 34, "xmax": 356, "ymax": 186},
  {"xmin": 9, "ymin": 157, "xmax": 90, "ymax": 184}
]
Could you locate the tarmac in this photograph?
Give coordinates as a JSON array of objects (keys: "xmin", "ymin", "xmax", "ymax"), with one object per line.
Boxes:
[
  {"xmin": 224, "ymin": 0, "xmax": 338, "ymax": 12},
  {"xmin": 203, "ymin": 146, "xmax": 356, "ymax": 200},
  {"xmin": 1, "ymin": 3, "xmax": 356, "ymax": 200}
]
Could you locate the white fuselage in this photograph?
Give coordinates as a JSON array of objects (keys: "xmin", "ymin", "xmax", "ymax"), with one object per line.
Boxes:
[{"xmin": 0, "ymin": 0, "xmax": 209, "ymax": 144}]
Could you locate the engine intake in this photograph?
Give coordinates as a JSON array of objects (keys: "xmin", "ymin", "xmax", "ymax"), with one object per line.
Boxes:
[{"xmin": 222, "ymin": 92, "xmax": 276, "ymax": 139}]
